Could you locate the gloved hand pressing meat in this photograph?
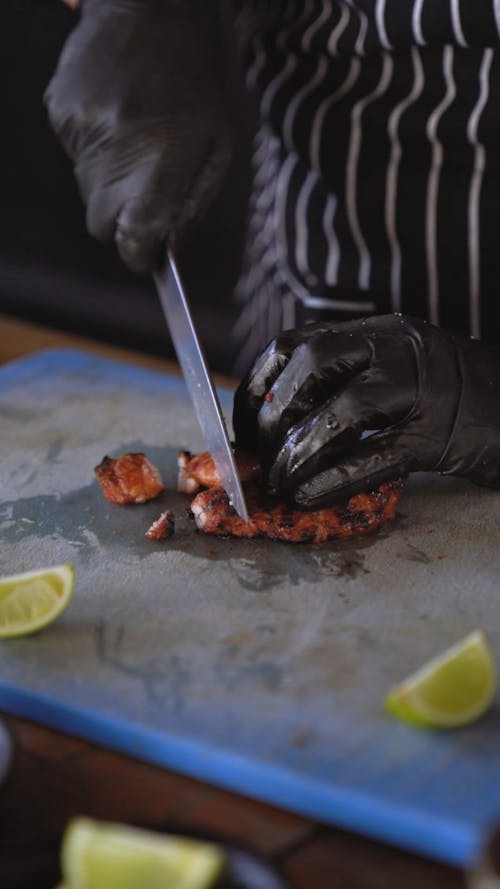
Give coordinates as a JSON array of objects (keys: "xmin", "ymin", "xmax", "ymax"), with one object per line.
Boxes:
[
  {"xmin": 45, "ymin": 0, "xmax": 231, "ymax": 272},
  {"xmin": 233, "ymin": 315, "xmax": 500, "ymax": 508}
]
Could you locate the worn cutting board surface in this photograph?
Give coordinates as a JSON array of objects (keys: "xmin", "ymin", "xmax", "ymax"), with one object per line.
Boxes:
[{"xmin": 2, "ymin": 348, "xmax": 500, "ymax": 868}]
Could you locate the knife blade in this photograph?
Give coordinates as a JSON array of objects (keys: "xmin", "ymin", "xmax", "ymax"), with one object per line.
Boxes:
[{"xmin": 154, "ymin": 252, "xmax": 249, "ymax": 522}]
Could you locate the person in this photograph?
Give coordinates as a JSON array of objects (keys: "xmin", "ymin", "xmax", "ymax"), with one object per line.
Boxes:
[{"xmin": 47, "ymin": 0, "xmax": 500, "ymax": 507}]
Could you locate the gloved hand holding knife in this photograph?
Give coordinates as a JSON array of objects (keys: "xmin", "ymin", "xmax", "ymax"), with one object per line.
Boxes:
[
  {"xmin": 45, "ymin": 0, "xmax": 232, "ymax": 273},
  {"xmin": 46, "ymin": 0, "xmax": 249, "ymax": 517}
]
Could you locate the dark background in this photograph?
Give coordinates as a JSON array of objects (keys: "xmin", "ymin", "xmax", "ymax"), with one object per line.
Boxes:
[{"xmin": 0, "ymin": 0, "xmax": 256, "ymax": 375}]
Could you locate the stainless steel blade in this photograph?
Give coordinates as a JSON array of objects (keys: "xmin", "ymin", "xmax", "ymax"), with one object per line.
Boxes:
[{"xmin": 154, "ymin": 253, "xmax": 249, "ymax": 522}]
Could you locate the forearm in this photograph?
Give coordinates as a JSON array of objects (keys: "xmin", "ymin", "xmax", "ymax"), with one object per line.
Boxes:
[{"xmin": 62, "ymin": 0, "xmax": 78, "ymax": 7}]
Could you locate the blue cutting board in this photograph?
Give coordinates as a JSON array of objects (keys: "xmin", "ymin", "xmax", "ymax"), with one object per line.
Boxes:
[{"xmin": 2, "ymin": 348, "xmax": 500, "ymax": 868}]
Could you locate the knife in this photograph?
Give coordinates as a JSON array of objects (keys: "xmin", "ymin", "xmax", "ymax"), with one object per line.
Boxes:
[{"xmin": 154, "ymin": 252, "xmax": 249, "ymax": 522}]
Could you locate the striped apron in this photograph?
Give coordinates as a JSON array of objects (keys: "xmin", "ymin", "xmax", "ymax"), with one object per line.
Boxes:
[{"xmin": 232, "ymin": 1, "xmax": 500, "ymax": 372}]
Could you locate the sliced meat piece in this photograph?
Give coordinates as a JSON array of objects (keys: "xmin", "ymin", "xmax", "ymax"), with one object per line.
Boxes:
[
  {"xmin": 190, "ymin": 482, "xmax": 402, "ymax": 544},
  {"xmin": 145, "ymin": 509, "xmax": 175, "ymax": 541},
  {"xmin": 95, "ymin": 453, "xmax": 165, "ymax": 505},
  {"xmin": 177, "ymin": 450, "xmax": 260, "ymax": 494}
]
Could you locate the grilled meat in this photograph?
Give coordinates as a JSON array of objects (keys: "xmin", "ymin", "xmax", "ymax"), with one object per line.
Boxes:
[
  {"xmin": 95, "ymin": 453, "xmax": 165, "ymax": 505},
  {"xmin": 145, "ymin": 509, "xmax": 175, "ymax": 541},
  {"xmin": 181, "ymin": 451, "xmax": 402, "ymax": 544},
  {"xmin": 177, "ymin": 449, "xmax": 260, "ymax": 494},
  {"xmin": 190, "ymin": 482, "xmax": 401, "ymax": 543}
]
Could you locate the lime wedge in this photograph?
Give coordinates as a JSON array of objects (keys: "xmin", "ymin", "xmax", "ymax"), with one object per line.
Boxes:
[
  {"xmin": 385, "ymin": 630, "xmax": 497, "ymax": 729},
  {"xmin": 0, "ymin": 564, "xmax": 75, "ymax": 638},
  {"xmin": 61, "ymin": 818, "xmax": 225, "ymax": 889}
]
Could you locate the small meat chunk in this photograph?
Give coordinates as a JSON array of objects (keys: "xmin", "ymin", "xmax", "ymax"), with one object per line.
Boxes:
[
  {"xmin": 145, "ymin": 509, "xmax": 175, "ymax": 541},
  {"xmin": 177, "ymin": 450, "xmax": 260, "ymax": 494},
  {"xmin": 95, "ymin": 453, "xmax": 165, "ymax": 505}
]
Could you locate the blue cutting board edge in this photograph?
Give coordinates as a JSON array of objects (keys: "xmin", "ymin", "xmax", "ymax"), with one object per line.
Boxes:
[{"xmin": 0, "ymin": 682, "xmax": 480, "ymax": 869}]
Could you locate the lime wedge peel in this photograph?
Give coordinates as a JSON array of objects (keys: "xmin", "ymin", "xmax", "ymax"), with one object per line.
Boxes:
[
  {"xmin": 385, "ymin": 630, "xmax": 497, "ymax": 729},
  {"xmin": 0, "ymin": 564, "xmax": 75, "ymax": 638},
  {"xmin": 61, "ymin": 818, "xmax": 225, "ymax": 889}
]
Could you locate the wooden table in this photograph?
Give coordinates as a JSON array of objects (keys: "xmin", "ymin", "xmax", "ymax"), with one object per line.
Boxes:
[{"xmin": 0, "ymin": 315, "xmax": 467, "ymax": 889}]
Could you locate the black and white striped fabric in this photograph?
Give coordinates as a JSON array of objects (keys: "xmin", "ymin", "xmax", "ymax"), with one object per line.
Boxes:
[{"xmin": 232, "ymin": 1, "xmax": 500, "ymax": 372}]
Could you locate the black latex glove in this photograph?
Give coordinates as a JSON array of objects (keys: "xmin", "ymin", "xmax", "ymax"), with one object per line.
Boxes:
[
  {"xmin": 233, "ymin": 315, "xmax": 500, "ymax": 508},
  {"xmin": 45, "ymin": 0, "xmax": 231, "ymax": 272}
]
